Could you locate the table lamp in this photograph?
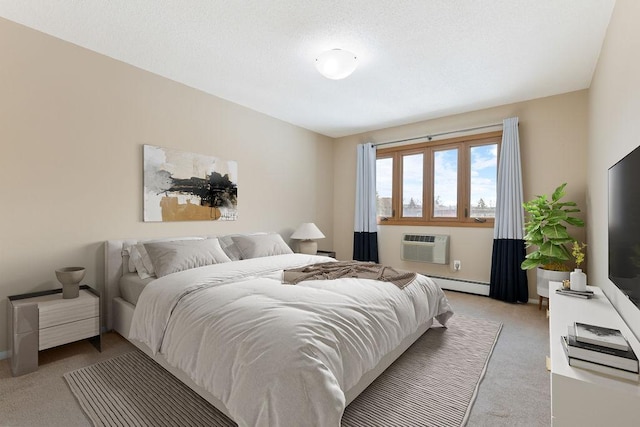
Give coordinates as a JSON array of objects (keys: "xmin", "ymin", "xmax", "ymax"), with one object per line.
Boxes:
[{"xmin": 291, "ymin": 223, "xmax": 325, "ymax": 255}]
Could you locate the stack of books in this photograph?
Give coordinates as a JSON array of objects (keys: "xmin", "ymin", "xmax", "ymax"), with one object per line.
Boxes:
[{"xmin": 561, "ymin": 322, "xmax": 639, "ymax": 381}]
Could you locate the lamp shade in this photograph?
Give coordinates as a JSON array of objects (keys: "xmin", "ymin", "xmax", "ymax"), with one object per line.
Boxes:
[
  {"xmin": 291, "ymin": 223, "xmax": 325, "ymax": 240},
  {"xmin": 315, "ymin": 49, "xmax": 358, "ymax": 80}
]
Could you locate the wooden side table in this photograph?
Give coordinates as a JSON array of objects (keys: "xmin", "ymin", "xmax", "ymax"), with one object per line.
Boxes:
[{"xmin": 8, "ymin": 285, "xmax": 101, "ymax": 376}]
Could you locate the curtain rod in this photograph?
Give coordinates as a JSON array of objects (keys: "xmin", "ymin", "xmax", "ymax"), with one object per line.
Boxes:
[{"xmin": 373, "ymin": 122, "xmax": 503, "ymax": 147}]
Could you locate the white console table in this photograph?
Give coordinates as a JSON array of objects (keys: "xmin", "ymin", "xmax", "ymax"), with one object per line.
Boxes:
[{"xmin": 550, "ymin": 283, "xmax": 640, "ymax": 426}]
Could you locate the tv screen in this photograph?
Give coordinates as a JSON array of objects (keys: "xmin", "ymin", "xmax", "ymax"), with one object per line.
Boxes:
[{"xmin": 609, "ymin": 144, "xmax": 640, "ymax": 308}]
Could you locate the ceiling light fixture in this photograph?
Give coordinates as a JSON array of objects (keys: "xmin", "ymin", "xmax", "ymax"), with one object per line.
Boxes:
[{"xmin": 315, "ymin": 49, "xmax": 358, "ymax": 80}]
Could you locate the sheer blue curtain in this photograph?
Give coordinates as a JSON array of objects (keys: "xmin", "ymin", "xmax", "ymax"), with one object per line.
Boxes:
[
  {"xmin": 353, "ymin": 143, "xmax": 379, "ymax": 262},
  {"xmin": 490, "ymin": 117, "xmax": 528, "ymax": 302}
]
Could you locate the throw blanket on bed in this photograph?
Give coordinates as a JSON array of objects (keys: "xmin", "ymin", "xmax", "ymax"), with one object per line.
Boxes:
[{"xmin": 282, "ymin": 261, "xmax": 416, "ymax": 289}]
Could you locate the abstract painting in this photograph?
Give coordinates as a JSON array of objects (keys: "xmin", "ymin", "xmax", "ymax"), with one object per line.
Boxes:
[{"xmin": 143, "ymin": 145, "xmax": 238, "ymax": 222}]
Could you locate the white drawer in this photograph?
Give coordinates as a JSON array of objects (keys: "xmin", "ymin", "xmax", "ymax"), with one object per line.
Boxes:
[
  {"xmin": 38, "ymin": 291, "xmax": 99, "ymax": 329},
  {"xmin": 39, "ymin": 316, "xmax": 99, "ymax": 350}
]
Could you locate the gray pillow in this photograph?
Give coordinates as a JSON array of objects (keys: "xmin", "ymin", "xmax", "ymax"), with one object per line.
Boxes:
[
  {"xmin": 231, "ymin": 234, "xmax": 293, "ymax": 259},
  {"xmin": 218, "ymin": 232, "xmax": 267, "ymax": 260},
  {"xmin": 144, "ymin": 238, "xmax": 232, "ymax": 278},
  {"xmin": 124, "ymin": 237, "xmax": 204, "ymax": 275}
]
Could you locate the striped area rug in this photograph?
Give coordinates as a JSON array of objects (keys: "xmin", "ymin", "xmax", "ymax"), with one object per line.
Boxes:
[{"xmin": 65, "ymin": 315, "xmax": 501, "ymax": 427}]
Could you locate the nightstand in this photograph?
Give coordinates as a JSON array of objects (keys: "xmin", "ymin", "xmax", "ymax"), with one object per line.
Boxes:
[
  {"xmin": 316, "ymin": 250, "xmax": 336, "ymax": 258},
  {"xmin": 8, "ymin": 285, "xmax": 101, "ymax": 376}
]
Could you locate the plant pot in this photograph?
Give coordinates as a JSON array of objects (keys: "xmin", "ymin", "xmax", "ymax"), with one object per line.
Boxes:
[{"xmin": 536, "ymin": 267, "xmax": 570, "ymax": 298}]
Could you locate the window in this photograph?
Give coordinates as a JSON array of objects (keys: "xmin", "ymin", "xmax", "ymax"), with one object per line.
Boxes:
[
  {"xmin": 376, "ymin": 131, "xmax": 500, "ymax": 226},
  {"xmin": 469, "ymin": 144, "xmax": 499, "ymax": 218},
  {"xmin": 402, "ymin": 153, "xmax": 423, "ymax": 217},
  {"xmin": 376, "ymin": 157, "xmax": 393, "ymax": 217},
  {"xmin": 433, "ymin": 148, "xmax": 458, "ymax": 218}
]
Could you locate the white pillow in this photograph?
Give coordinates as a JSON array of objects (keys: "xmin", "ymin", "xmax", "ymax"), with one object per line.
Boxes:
[
  {"xmin": 231, "ymin": 234, "xmax": 293, "ymax": 259},
  {"xmin": 124, "ymin": 242, "xmax": 145, "ymax": 273},
  {"xmin": 138, "ymin": 243, "xmax": 156, "ymax": 275},
  {"xmin": 144, "ymin": 238, "xmax": 232, "ymax": 278},
  {"xmin": 132, "ymin": 243, "xmax": 156, "ymax": 279},
  {"xmin": 125, "ymin": 244, "xmax": 139, "ymax": 273}
]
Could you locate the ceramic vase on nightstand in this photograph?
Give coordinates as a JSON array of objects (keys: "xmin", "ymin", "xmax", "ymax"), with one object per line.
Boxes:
[
  {"xmin": 570, "ymin": 268, "xmax": 587, "ymax": 292},
  {"xmin": 55, "ymin": 267, "xmax": 86, "ymax": 299}
]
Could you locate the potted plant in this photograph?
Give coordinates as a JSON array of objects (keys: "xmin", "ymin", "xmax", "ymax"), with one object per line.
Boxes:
[{"xmin": 521, "ymin": 183, "xmax": 585, "ymax": 300}]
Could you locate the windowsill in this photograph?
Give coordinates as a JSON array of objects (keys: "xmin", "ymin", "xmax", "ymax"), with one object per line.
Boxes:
[{"xmin": 377, "ymin": 219, "xmax": 494, "ymax": 228}]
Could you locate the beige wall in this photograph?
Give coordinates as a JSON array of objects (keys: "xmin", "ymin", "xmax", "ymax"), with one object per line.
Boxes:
[
  {"xmin": 333, "ymin": 91, "xmax": 588, "ymax": 300},
  {"xmin": 0, "ymin": 18, "xmax": 334, "ymax": 354},
  {"xmin": 588, "ymin": 0, "xmax": 640, "ymax": 340}
]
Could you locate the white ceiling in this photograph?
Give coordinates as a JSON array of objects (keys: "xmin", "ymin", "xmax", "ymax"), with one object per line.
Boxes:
[{"xmin": 0, "ymin": 0, "xmax": 616, "ymax": 138}]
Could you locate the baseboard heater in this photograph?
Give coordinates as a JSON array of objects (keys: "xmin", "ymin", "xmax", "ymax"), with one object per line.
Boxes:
[{"xmin": 429, "ymin": 275, "xmax": 490, "ymax": 296}]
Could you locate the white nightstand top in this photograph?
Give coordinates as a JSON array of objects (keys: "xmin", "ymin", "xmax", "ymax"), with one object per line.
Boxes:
[{"xmin": 10, "ymin": 288, "xmax": 97, "ymax": 307}]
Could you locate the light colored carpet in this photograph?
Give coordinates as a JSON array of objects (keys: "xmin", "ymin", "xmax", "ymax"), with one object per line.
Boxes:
[{"xmin": 64, "ymin": 315, "xmax": 501, "ymax": 427}]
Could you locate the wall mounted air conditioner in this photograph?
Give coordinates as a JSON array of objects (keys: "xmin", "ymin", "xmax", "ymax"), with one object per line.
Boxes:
[{"xmin": 401, "ymin": 234, "xmax": 449, "ymax": 264}]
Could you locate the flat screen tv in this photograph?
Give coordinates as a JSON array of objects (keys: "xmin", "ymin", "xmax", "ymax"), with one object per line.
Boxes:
[{"xmin": 609, "ymin": 144, "xmax": 640, "ymax": 308}]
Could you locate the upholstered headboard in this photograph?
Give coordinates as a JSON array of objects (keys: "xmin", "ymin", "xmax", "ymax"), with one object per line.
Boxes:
[{"xmin": 104, "ymin": 239, "xmax": 137, "ymax": 331}]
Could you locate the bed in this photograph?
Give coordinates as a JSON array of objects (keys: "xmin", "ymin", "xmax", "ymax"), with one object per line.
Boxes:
[{"xmin": 104, "ymin": 234, "xmax": 453, "ymax": 427}]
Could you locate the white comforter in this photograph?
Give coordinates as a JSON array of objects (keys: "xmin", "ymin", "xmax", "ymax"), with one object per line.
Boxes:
[{"xmin": 129, "ymin": 254, "xmax": 453, "ymax": 427}]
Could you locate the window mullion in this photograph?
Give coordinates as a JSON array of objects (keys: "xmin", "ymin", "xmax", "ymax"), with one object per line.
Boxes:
[
  {"xmin": 423, "ymin": 148, "xmax": 430, "ymax": 221},
  {"xmin": 393, "ymin": 153, "xmax": 401, "ymax": 220},
  {"xmin": 460, "ymin": 142, "xmax": 468, "ymax": 221}
]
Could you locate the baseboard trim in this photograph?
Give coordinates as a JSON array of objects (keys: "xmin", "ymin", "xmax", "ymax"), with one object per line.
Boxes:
[
  {"xmin": 432, "ymin": 276, "xmax": 540, "ymax": 304},
  {"xmin": 431, "ymin": 276, "xmax": 490, "ymax": 296}
]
